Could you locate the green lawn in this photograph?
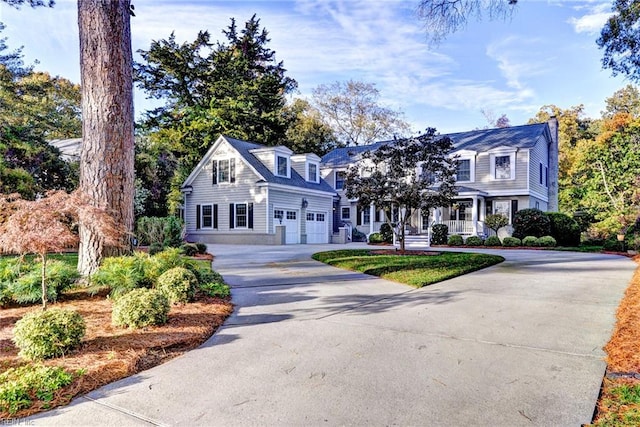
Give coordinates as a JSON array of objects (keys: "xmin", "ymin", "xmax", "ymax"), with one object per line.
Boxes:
[{"xmin": 312, "ymin": 250, "xmax": 504, "ymax": 287}]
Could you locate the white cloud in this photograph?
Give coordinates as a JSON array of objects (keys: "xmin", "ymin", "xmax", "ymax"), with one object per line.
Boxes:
[{"xmin": 567, "ymin": 2, "xmax": 613, "ymax": 34}]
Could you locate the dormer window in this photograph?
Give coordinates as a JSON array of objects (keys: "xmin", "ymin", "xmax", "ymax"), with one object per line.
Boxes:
[
  {"xmin": 276, "ymin": 155, "xmax": 289, "ymax": 177},
  {"xmin": 308, "ymin": 162, "xmax": 319, "ymax": 183}
]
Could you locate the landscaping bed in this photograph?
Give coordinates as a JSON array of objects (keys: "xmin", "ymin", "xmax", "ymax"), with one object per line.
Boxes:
[{"xmin": 0, "ymin": 288, "xmax": 232, "ymax": 419}]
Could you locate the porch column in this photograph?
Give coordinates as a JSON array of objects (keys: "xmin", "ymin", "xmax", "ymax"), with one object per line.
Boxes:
[
  {"xmin": 370, "ymin": 203, "xmax": 375, "ymax": 235},
  {"xmin": 471, "ymin": 196, "xmax": 478, "ymax": 235}
]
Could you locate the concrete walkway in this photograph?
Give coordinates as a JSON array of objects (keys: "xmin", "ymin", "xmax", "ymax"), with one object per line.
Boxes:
[{"xmin": 28, "ymin": 244, "xmax": 637, "ymax": 426}]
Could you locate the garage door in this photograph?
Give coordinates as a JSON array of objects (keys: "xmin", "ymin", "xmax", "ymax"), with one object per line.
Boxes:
[
  {"xmin": 275, "ymin": 209, "xmax": 299, "ymax": 244},
  {"xmin": 306, "ymin": 212, "xmax": 328, "ymax": 244}
]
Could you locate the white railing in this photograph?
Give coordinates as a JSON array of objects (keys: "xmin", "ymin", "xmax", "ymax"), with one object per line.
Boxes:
[{"xmin": 439, "ymin": 220, "xmax": 474, "ymax": 235}]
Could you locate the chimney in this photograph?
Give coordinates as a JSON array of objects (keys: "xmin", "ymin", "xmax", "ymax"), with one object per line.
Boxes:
[{"xmin": 547, "ymin": 116, "xmax": 559, "ymax": 212}]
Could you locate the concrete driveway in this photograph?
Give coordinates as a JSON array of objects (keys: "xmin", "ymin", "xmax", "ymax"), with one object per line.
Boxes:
[{"xmin": 28, "ymin": 244, "xmax": 637, "ymax": 426}]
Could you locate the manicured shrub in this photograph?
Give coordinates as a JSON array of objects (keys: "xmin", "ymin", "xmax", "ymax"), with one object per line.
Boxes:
[
  {"xmin": 195, "ymin": 242, "xmax": 208, "ymax": 254},
  {"xmin": 465, "ymin": 236, "xmax": 484, "ymax": 246},
  {"xmin": 193, "ymin": 268, "xmax": 223, "ymax": 285},
  {"xmin": 92, "ymin": 252, "xmax": 152, "ymax": 299},
  {"xmin": 180, "ymin": 243, "xmax": 199, "ymax": 256},
  {"xmin": 547, "ymin": 212, "xmax": 581, "ymax": 246},
  {"xmin": 502, "ymin": 236, "xmax": 521, "ymax": 247},
  {"xmin": 448, "ymin": 234, "xmax": 464, "ymax": 246},
  {"xmin": 522, "ymin": 236, "xmax": 540, "ymax": 247},
  {"xmin": 13, "ymin": 308, "xmax": 86, "ymax": 360},
  {"xmin": 485, "ymin": 214, "xmax": 509, "ymax": 235},
  {"xmin": 368, "ymin": 232, "xmax": 384, "ymax": 244},
  {"xmin": 512, "ymin": 208, "xmax": 551, "ymax": 239},
  {"xmin": 156, "ymin": 267, "xmax": 198, "ymax": 304},
  {"xmin": 484, "ymin": 235, "xmax": 502, "ymax": 246},
  {"xmin": 148, "ymin": 242, "xmax": 164, "ymax": 255},
  {"xmin": 146, "ymin": 248, "xmax": 197, "ymax": 284},
  {"xmin": 431, "ymin": 224, "xmax": 448, "ymax": 245},
  {"xmin": 538, "ymin": 235, "xmax": 557, "ymax": 247},
  {"xmin": 111, "ymin": 288, "xmax": 169, "ymax": 329},
  {"xmin": 379, "ymin": 223, "xmax": 394, "ymax": 243},
  {"xmin": 200, "ymin": 282, "xmax": 231, "ymax": 298},
  {"xmin": 0, "ymin": 364, "xmax": 75, "ymax": 414}
]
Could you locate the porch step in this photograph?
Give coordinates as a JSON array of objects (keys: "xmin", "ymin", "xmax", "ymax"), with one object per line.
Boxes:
[{"xmin": 401, "ymin": 235, "xmax": 431, "ymax": 248}]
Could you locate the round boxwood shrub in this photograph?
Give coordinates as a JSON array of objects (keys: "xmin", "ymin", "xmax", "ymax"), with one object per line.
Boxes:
[
  {"xmin": 513, "ymin": 208, "xmax": 551, "ymax": 239},
  {"xmin": 522, "ymin": 236, "xmax": 540, "ymax": 247},
  {"xmin": 156, "ymin": 267, "xmax": 198, "ymax": 304},
  {"xmin": 195, "ymin": 242, "xmax": 208, "ymax": 254},
  {"xmin": 538, "ymin": 235, "xmax": 557, "ymax": 247},
  {"xmin": 484, "ymin": 235, "xmax": 502, "ymax": 246},
  {"xmin": 179, "ymin": 243, "xmax": 198, "ymax": 256},
  {"xmin": 13, "ymin": 308, "xmax": 86, "ymax": 360},
  {"xmin": 431, "ymin": 224, "xmax": 448, "ymax": 245},
  {"xmin": 465, "ymin": 236, "xmax": 484, "ymax": 246},
  {"xmin": 547, "ymin": 212, "xmax": 581, "ymax": 247},
  {"xmin": 112, "ymin": 288, "xmax": 169, "ymax": 329},
  {"xmin": 502, "ymin": 236, "xmax": 521, "ymax": 247},
  {"xmin": 448, "ymin": 234, "xmax": 464, "ymax": 246},
  {"xmin": 368, "ymin": 232, "xmax": 384, "ymax": 244}
]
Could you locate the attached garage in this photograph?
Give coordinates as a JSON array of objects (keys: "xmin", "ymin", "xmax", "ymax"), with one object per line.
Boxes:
[
  {"xmin": 275, "ymin": 208, "xmax": 299, "ymax": 244},
  {"xmin": 306, "ymin": 211, "xmax": 328, "ymax": 244}
]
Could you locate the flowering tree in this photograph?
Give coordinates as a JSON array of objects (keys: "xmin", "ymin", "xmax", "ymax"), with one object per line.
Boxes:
[
  {"xmin": 344, "ymin": 129, "xmax": 458, "ymax": 250},
  {"xmin": 0, "ymin": 190, "xmax": 125, "ymax": 309}
]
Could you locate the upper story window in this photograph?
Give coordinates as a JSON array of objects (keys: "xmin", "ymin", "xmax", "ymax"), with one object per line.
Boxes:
[
  {"xmin": 276, "ymin": 155, "xmax": 289, "ymax": 177},
  {"xmin": 308, "ymin": 163, "xmax": 319, "ymax": 183},
  {"xmin": 490, "ymin": 151, "xmax": 516, "ymax": 180},
  {"xmin": 456, "ymin": 159, "xmax": 471, "ymax": 182},
  {"xmin": 212, "ymin": 158, "xmax": 236, "ymax": 184},
  {"xmin": 335, "ymin": 171, "xmax": 346, "ymax": 190}
]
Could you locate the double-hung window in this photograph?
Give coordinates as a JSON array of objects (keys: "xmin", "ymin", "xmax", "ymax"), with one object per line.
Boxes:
[
  {"xmin": 277, "ymin": 155, "xmax": 288, "ymax": 177},
  {"xmin": 212, "ymin": 158, "xmax": 236, "ymax": 184},
  {"xmin": 490, "ymin": 151, "xmax": 516, "ymax": 180},
  {"xmin": 335, "ymin": 171, "xmax": 346, "ymax": 190},
  {"xmin": 235, "ymin": 203, "xmax": 247, "ymax": 228},
  {"xmin": 456, "ymin": 159, "xmax": 471, "ymax": 182},
  {"xmin": 308, "ymin": 163, "xmax": 318, "ymax": 183}
]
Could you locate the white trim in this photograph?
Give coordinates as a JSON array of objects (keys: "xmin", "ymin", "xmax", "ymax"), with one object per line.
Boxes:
[
  {"xmin": 256, "ymin": 182, "xmax": 336, "ymax": 197},
  {"xmin": 455, "ymin": 157, "xmax": 475, "ymax": 183},
  {"xmin": 275, "ymin": 154, "xmax": 291, "ymax": 178},
  {"xmin": 233, "ymin": 202, "xmax": 249, "ymax": 229},
  {"xmin": 307, "ymin": 162, "xmax": 320, "ymax": 183},
  {"xmin": 335, "ymin": 170, "xmax": 346, "ymax": 190},
  {"xmin": 485, "ymin": 189, "xmax": 530, "ymax": 196},
  {"xmin": 341, "ymin": 206, "xmax": 351, "ymax": 220},
  {"xmin": 265, "ymin": 187, "xmax": 270, "ymax": 234}
]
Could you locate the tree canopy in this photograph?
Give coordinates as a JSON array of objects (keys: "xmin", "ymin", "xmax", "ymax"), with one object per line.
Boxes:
[
  {"xmin": 344, "ymin": 129, "xmax": 457, "ymax": 250},
  {"xmin": 311, "ymin": 80, "xmax": 411, "ymax": 147},
  {"xmin": 284, "ymin": 98, "xmax": 338, "ymax": 156},
  {"xmin": 598, "ymin": 0, "xmax": 640, "ymax": 82},
  {"xmin": 135, "ymin": 15, "xmax": 298, "ymax": 212}
]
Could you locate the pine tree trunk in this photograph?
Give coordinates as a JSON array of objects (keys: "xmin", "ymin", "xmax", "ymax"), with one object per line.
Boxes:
[{"xmin": 77, "ymin": 0, "xmax": 134, "ymax": 276}]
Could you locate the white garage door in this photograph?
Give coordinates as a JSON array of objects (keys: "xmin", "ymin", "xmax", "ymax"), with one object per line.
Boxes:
[
  {"xmin": 306, "ymin": 212, "xmax": 328, "ymax": 244},
  {"xmin": 275, "ymin": 209, "xmax": 299, "ymax": 244}
]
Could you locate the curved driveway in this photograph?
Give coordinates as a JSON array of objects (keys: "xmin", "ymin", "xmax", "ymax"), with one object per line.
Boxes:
[{"xmin": 30, "ymin": 244, "xmax": 637, "ymax": 426}]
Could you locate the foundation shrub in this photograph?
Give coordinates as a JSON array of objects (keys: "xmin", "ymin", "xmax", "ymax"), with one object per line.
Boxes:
[
  {"xmin": 538, "ymin": 235, "xmax": 557, "ymax": 247},
  {"xmin": 368, "ymin": 232, "xmax": 384, "ymax": 244},
  {"xmin": 379, "ymin": 223, "xmax": 394, "ymax": 243},
  {"xmin": 522, "ymin": 236, "xmax": 540, "ymax": 247},
  {"xmin": 195, "ymin": 242, "xmax": 208, "ymax": 254},
  {"xmin": 484, "ymin": 235, "xmax": 502, "ymax": 246},
  {"xmin": 13, "ymin": 308, "xmax": 86, "ymax": 360},
  {"xmin": 431, "ymin": 224, "xmax": 448, "ymax": 245},
  {"xmin": 513, "ymin": 208, "xmax": 551, "ymax": 239},
  {"xmin": 180, "ymin": 243, "xmax": 199, "ymax": 256},
  {"xmin": 448, "ymin": 234, "xmax": 464, "ymax": 246},
  {"xmin": 502, "ymin": 236, "xmax": 521, "ymax": 247},
  {"xmin": 155, "ymin": 267, "xmax": 197, "ymax": 304},
  {"xmin": 465, "ymin": 236, "xmax": 484, "ymax": 246},
  {"xmin": 111, "ymin": 288, "xmax": 169, "ymax": 329}
]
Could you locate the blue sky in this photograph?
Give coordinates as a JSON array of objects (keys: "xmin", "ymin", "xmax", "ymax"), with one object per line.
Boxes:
[{"xmin": 0, "ymin": 0, "xmax": 630, "ymax": 134}]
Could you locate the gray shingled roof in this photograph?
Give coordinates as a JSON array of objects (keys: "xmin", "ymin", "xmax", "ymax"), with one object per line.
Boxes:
[
  {"xmin": 321, "ymin": 123, "xmax": 549, "ymax": 167},
  {"xmin": 223, "ymin": 136, "xmax": 337, "ymax": 194}
]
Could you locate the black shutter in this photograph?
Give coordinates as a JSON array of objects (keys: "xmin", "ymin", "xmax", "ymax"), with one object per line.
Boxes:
[
  {"xmin": 229, "ymin": 204, "xmax": 235, "ymax": 229},
  {"xmin": 213, "ymin": 204, "xmax": 218, "ymax": 229},
  {"xmin": 375, "ymin": 209, "xmax": 381, "ymax": 222},
  {"xmin": 511, "ymin": 200, "xmax": 518, "ymax": 223},
  {"xmin": 212, "ymin": 161, "xmax": 218, "ymax": 185},
  {"xmin": 248, "ymin": 203, "xmax": 254, "ymax": 229},
  {"xmin": 196, "ymin": 205, "xmax": 201, "ymax": 229},
  {"xmin": 485, "ymin": 200, "xmax": 492, "ymax": 217},
  {"xmin": 356, "ymin": 207, "xmax": 362, "ymax": 226},
  {"xmin": 230, "ymin": 158, "xmax": 236, "ymax": 183}
]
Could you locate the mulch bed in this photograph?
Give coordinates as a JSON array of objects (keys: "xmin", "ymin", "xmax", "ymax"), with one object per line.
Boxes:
[{"xmin": 0, "ymin": 289, "xmax": 233, "ymax": 420}]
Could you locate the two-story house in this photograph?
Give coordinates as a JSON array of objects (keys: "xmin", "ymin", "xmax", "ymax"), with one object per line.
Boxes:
[
  {"xmin": 321, "ymin": 118, "xmax": 559, "ymax": 239},
  {"xmin": 182, "ymin": 119, "xmax": 558, "ymax": 245}
]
